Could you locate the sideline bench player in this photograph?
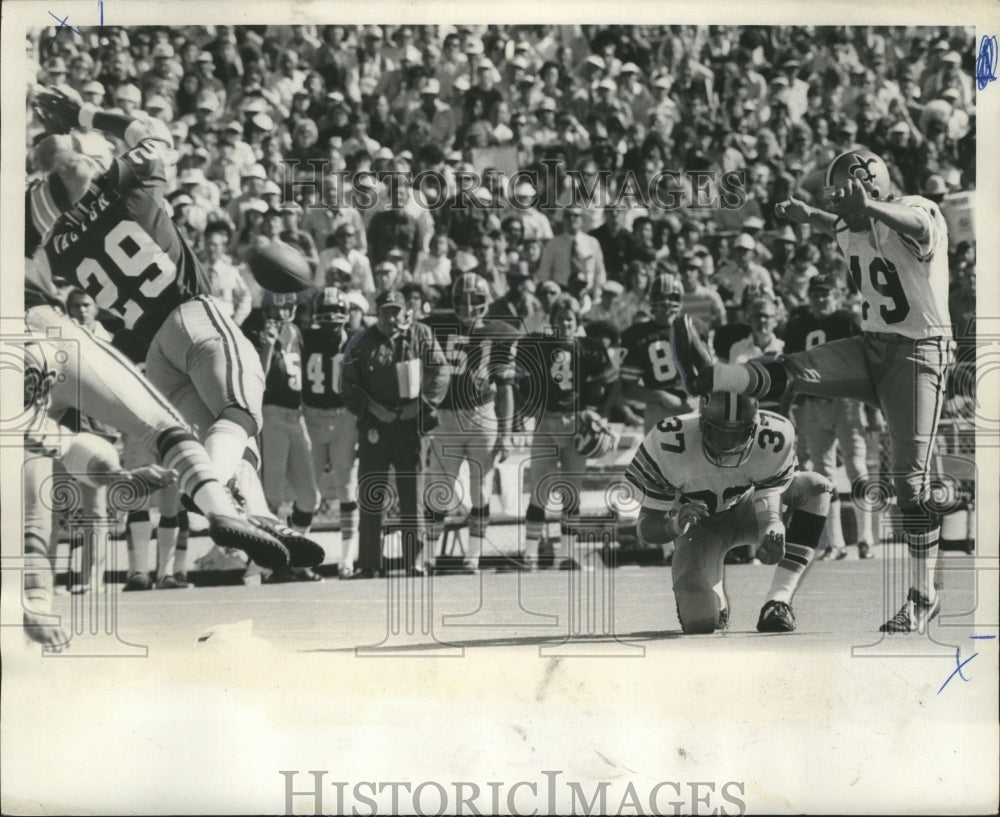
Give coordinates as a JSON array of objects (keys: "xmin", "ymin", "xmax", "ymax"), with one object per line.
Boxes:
[
  {"xmin": 671, "ymin": 149, "xmax": 953, "ymax": 633},
  {"xmin": 626, "ymin": 392, "xmax": 832, "ymax": 634}
]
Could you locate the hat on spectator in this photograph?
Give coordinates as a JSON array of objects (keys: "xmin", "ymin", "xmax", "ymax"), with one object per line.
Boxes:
[
  {"xmin": 653, "ymin": 75, "xmax": 673, "ymax": 90},
  {"xmin": 170, "ymin": 120, "xmax": 189, "ymax": 140},
  {"xmin": 453, "ymin": 252, "xmax": 480, "ymax": 274},
  {"xmin": 807, "ymin": 275, "xmax": 836, "ymax": 293},
  {"xmin": 513, "ymin": 179, "xmax": 536, "ymax": 197},
  {"xmin": 179, "ymin": 168, "xmax": 206, "ymax": 186},
  {"xmin": 251, "ymin": 113, "xmax": 274, "ymax": 131},
  {"xmin": 563, "ymin": 205, "xmax": 583, "ymax": 217},
  {"xmin": 733, "ymin": 233, "xmax": 756, "ymax": 251},
  {"xmin": 445, "ymin": 149, "xmax": 463, "ymax": 163},
  {"xmin": 453, "ymin": 75, "xmax": 471, "ymax": 93},
  {"xmin": 145, "ymin": 95, "xmax": 172, "ymax": 113},
  {"xmin": 941, "ymin": 51, "xmax": 961, "ymax": 66},
  {"xmin": 222, "ymin": 120, "xmax": 243, "ymax": 134},
  {"xmin": 46, "ymin": 57, "xmax": 68, "ymax": 74},
  {"xmin": 386, "ymin": 248, "xmax": 407, "ymax": 262},
  {"xmin": 781, "ymin": 57, "xmax": 801, "ymax": 70},
  {"xmin": 601, "ymin": 280, "xmax": 625, "ymax": 296},
  {"xmin": 477, "ymin": 57, "xmax": 496, "ymax": 72},
  {"xmin": 598, "ymin": 78, "xmax": 617, "ymax": 92},
  {"xmin": 931, "ymin": 39, "xmax": 949, "ymax": 52},
  {"xmin": 769, "ymin": 75, "xmax": 790, "ymax": 88},
  {"xmin": 464, "ymin": 38, "xmax": 484, "ymax": 55},
  {"xmin": 834, "ymin": 117, "xmax": 858, "ymax": 135},
  {"xmin": 115, "ymin": 83, "xmax": 141, "ymax": 103},
  {"xmin": 403, "ymin": 45, "xmax": 422, "ymax": 64},
  {"xmin": 420, "ymin": 78, "xmax": 441, "ymax": 96},
  {"xmin": 741, "ymin": 215, "xmax": 765, "ymax": 232},
  {"xmin": 889, "ymin": 120, "xmax": 910, "ymax": 134},
  {"xmin": 922, "ymin": 174, "xmax": 948, "ymax": 197},
  {"xmin": 282, "ymin": 201, "xmax": 303, "ymax": 214},
  {"xmin": 374, "ymin": 260, "xmax": 398, "ymax": 275},
  {"xmin": 396, "ymin": 149, "xmax": 414, "ymax": 163},
  {"xmin": 539, "ymin": 280, "xmax": 562, "ymax": 295},
  {"xmin": 374, "ymin": 146, "xmax": 394, "ymax": 161},
  {"xmin": 197, "ymin": 92, "xmax": 219, "ymax": 111},
  {"xmin": 364, "ymin": 25, "xmax": 384, "ymax": 40},
  {"xmin": 262, "ymin": 180, "xmax": 282, "ymax": 196},
  {"xmin": 510, "ymin": 56, "xmax": 530, "ymax": 71},
  {"xmin": 168, "ymin": 192, "xmax": 193, "ymax": 208},
  {"xmin": 197, "ymin": 51, "xmax": 214, "ymax": 63},
  {"xmin": 620, "ymin": 62, "xmax": 641, "ymax": 75},
  {"xmin": 82, "ymin": 80, "xmax": 105, "ymax": 97},
  {"xmin": 242, "ymin": 97, "xmax": 269, "ymax": 114},
  {"xmin": 584, "ymin": 55, "xmax": 606, "ymax": 70},
  {"xmin": 242, "ymin": 163, "xmax": 267, "ymax": 180},
  {"xmin": 152, "ymin": 43, "xmax": 175, "ymax": 59},
  {"xmin": 345, "ymin": 291, "xmax": 369, "ymax": 313},
  {"xmin": 939, "ymin": 87, "xmax": 961, "ymax": 102},
  {"xmin": 245, "ymin": 199, "xmax": 269, "ymax": 214},
  {"xmin": 376, "ymin": 289, "xmax": 405, "ymax": 310},
  {"xmin": 775, "ymin": 225, "xmax": 797, "ymax": 243},
  {"xmin": 537, "ymin": 96, "xmax": 557, "ymax": 112}
]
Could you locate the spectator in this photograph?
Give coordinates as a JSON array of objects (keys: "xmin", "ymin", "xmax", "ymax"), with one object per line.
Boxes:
[
  {"xmin": 714, "ymin": 233, "xmax": 774, "ymax": 314},
  {"xmin": 536, "ymin": 206, "xmax": 607, "ymax": 304},
  {"xmin": 203, "ymin": 221, "xmax": 253, "ymax": 325}
]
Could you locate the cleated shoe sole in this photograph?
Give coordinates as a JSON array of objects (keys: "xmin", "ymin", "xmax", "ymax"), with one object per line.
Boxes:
[
  {"xmin": 208, "ymin": 514, "xmax": 289, "ymax": 571},
  {"xmin": 248, "ymin": 516, "xmax": 325, "ymax": 567}
]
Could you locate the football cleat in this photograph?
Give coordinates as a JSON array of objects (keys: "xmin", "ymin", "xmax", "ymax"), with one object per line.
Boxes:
[
  {"xmin": 700, "ymin": 391, "xmax": 760, "ymax": 468},
  {"xmin": 123, "ymin": 570, "xmax": 152, "ymax": 592},
  {"xmin": 756, "ymin": 600, "xmax": 797, "ymax": 633},
  {"xmin": 156, "ymin": 573, "xmax": 187, "ymax": 589},
  {"xmin": 670, "ymin": 313, "xmax": 714, "ymax": 395},
  {"xmin": 879, "ymin": 587, "xmax": 940, "ymax": 633},
  {"xmin": 208, "ymin": 513, "xmax": 290, "ymax": 571},
  {"xmin": 248, "ymin": 515, "xmax": 325, "ymax": 568}
]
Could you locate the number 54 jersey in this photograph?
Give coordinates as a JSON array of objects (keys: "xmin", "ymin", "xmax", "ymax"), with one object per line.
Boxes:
[{"xmin": 625, "ymin": 410, "xmax": 797, "ymax": 516}]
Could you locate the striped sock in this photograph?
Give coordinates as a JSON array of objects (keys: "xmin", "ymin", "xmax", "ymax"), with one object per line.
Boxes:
[
  {"xmin": 524, "ymin": 503, "xmax": 545, "ymax": 562},
  {"xmin": 290, "ymin": 504, "xmax": 314, "ymax": 534},
  {"xmin": 906, "ymin": 527, "xmax": 940, "ymax": 600},
  {"xmin": 467, "ymin": 506, "xmax": 488, "ymax": 567},
  {"xmin": 156, "ymin": 428, "xmax": 232, "ymax": 518},
  {"xmin": 765, "ymin": 510, "xmax": 826, "ymax": 604}
]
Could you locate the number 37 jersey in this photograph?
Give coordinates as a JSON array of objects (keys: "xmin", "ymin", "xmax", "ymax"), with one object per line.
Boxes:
[
  {"xmin": 42, "ymin": 139, "xmax": 211, "ymax": 355},
  {"xmin": 625, "ymin": 410, "xmax": 797, "ymax": 516},
  {"xmin": 838, "ymin": 194, "xmax": 951, "ymax": 340}
]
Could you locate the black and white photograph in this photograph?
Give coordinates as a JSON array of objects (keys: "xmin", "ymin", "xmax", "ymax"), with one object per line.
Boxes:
[{"xmin": 1, "ymin": 1, "xmax": 998, "ymax": 814}]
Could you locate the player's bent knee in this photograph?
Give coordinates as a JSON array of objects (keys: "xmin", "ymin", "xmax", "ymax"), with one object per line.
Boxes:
[
  {"xmin": 60, "ymin": 432, "xmax": 121, "ymax": 487},
  {"xmin": 675, "ymin": 589, "xmax": 721, "ymax": 635}
]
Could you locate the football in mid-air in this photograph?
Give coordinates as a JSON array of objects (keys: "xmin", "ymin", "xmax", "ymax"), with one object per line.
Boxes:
[{"xmin": 247, "ymin": 242, "xmax": 313, "ymax": 293}]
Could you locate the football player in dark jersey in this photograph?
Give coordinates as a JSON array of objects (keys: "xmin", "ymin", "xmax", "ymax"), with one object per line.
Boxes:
[
  {"xmin": 620, "ymin": 272, "xmax": 696, "ymax": 434},
  {"xmin": 784, "ymin": 276, "xmax": 878, "ymax": 559},
  {"xmin": 301, "ymin": 287, "xmax": 362, "ymax": 578},
  {"xmin": 422, "ymin": 273, "xmax": 520, "ymax": 572},
  {"xmin": 25, "ymin": 131, "xmax": 290, "ymax": 574},
  {"xmin": 519, "ymin": 295, "xmax": 618, "ymax": 570},
  {"xmin": 253, "ymin": 292, "xmax": 323, "ymax": 582},
  {"xmin": 29, "ymin": 87, "xmax": 323, "ymax": 570}
]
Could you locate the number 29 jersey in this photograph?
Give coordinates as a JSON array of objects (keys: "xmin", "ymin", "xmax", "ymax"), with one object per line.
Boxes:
[
  {"xmin": 625, "ymin": 410, "xmax": 797, "ymax": 516},
  {"xmin": 41, "ymin": 139, "xmax": 211, "ymax": 359},
  {"xmin": 837, "ymin": 195, "xmax": 951, "ymax": 340}
]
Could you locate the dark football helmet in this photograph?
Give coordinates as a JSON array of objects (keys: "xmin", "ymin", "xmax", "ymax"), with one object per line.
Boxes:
[
  {"xmin": 314, "ymin": 286, "xmax": 348, "ymax": 326},
  {"xmin": 452, "ymin": 272, "xmax": 490, "ymax": 323}
]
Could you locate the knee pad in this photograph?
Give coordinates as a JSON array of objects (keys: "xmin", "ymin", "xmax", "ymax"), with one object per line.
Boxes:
[
  {"xmin": 60, "ymin": 432, "xmax": 121, "ymax": 487},
  {"xmin": 675, "ymin": 589, "xmax": 722, "ymax": 635}
]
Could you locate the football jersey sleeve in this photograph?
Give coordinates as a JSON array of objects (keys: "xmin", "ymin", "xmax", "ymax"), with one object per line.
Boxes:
[
  {"xmin": 884, "ymin": 196, "xmax": 941, "ymax": 265},
  {"xmin": 625, "ymin": 439, "xmax": 680, "ymax": 511}
]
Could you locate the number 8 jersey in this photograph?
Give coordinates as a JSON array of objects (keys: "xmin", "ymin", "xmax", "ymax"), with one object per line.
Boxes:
[
  {"xmin": 40, "ymin": 139, "xmax": 212, "ymax": 360},
  {"xmin": 838, "ymin": 195, "xmax": 951, "ymax": 340},
  {"xmin": 625, "ymin": 410, "xmax": 797, "ymax": 517}
]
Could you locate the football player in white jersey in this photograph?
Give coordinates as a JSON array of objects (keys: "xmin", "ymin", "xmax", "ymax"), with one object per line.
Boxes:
[
  {"xmin": 625, "ymin": 392, "xmax": 833, "ymax": 634},
  {"xmin": 671, "ymin": 148, "xmax": 954, "ymax": 633}
]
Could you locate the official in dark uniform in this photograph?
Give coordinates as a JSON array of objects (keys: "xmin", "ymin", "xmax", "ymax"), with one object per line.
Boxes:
[{"xmin": 341, "ymin": 289, "xmax": 449, "ymax": 577}]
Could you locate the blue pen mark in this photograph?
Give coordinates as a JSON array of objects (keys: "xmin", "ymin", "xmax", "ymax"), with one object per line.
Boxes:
[
  {"xmin": 976, "ymin": 35, "xmax": 997, "ymax": 90},
  {"xmin": 938, "ymin": 635, "xmax": 995, "ymax": 694},
  {"xmin": 99, "ymin": 0, "xmax": 104, "ymax": 25},
  {"xmin": 46, "ymin": 11, "xmax": 83, "ymax": 51}
]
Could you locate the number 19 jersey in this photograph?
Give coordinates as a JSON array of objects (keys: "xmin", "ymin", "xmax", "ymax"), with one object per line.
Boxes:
[
  {"xmin": 625, "ymin": 410, "xmax": 797, "ymax": 516},
  {"xmin": 838, "ymin": 195, "xmax": 951, "ymax": 340},
  {"xmin": 42, "ymin": 139, "xmax": 211, "ymax": 358}
]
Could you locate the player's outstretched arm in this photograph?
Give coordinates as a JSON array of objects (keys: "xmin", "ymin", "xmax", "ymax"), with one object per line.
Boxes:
[
  {"xmin": 34, "ymin": 87, "xmax": 172, "ymax": 149},
  {"xmin": 861, "ymin": 197, "xmax": 931, "ymax": 242},
  {"xmin": 775, "ymin": 196, "xmax": 839, "ymax": 236}
]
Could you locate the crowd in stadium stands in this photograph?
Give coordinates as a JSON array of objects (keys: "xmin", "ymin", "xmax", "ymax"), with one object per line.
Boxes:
[{"xmin": 26, "ymin": 24, "xmax": 977, "ymax": 539}]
